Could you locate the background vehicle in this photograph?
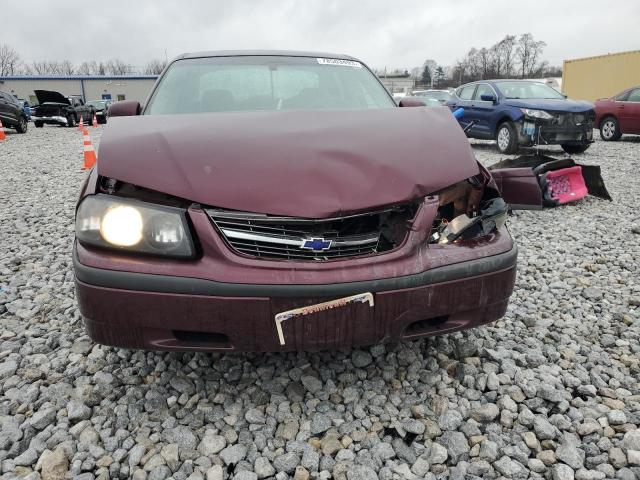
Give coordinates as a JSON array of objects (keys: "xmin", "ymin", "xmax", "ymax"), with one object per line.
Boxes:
[
  {"xmin": 14, "ymin": 98, "xmax": 32, "ymax": 120},
  {"xmin": 447, "ymin": 80, "xmax": 595, "ymax": 154},
  {"xmin": 594, "ymin": 86, "xmax": 640, "ymax": 140},
  {"xmin": 86, "ymin": 100, "xmax": 112, "ymax": 124},
  {"xmin": 32, "ymin": 90, "xmax": 95, "ymax": 128},
  {"xmin": 395, "ymin": 96, "xmax": 441, "ymax": 107},
  {"xmin": 0, "ymin": 90, "xmax": 28, "ymax": 133},
  {"xmin": 411, "ymin": 89, "xmax": 451, "ymax": 104}
]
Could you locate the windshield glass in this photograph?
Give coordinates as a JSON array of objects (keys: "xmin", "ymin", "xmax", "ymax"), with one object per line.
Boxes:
[
  {"xmin": 494, "ymin": 81, "xmax": 564, "ymax": 99},
  {"xmin": 86, "ymin": 101, "xmax": 107, "ymax": 108},
  {"xmin": 145, "ymin": 55, "xmax": 395, "ymax": 114}
]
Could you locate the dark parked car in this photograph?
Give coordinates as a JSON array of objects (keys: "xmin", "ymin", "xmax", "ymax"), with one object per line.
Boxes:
[
  {"xmin": 32, "ymin": 90, "xmax": 95, "ymax": 128},
  {"xmin": 395, "ymin": 96, "xmax": 441, "ymax": 107},
  {"xmin": 73, "ymin": 50, "xmax": 544, "ymax": 353},
  {"xmin": 86, "ymin": 100, "xmax": 112, "ymax": 124},
  {"xmin": 594, "ymin": 86, "xmax": 640, "ymax": 140},
  {"xmin": 412, "ymin": 89, "xmax": 452, "ymax": 104},
  {"xmin": 0, "ymin": 90, "xmax": 28, "ymax": 133},
  {"xmin": 447, "ymin": 80, "xmax": 595, "ymax": 154}
]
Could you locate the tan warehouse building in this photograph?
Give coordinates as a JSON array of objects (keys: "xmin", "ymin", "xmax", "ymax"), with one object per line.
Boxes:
[
  {"xmin": 0, "ymin": 75, "xmax": 158, "ymax": 105},
  {"xmin": 563, "ymin": 50, "xmax": 640, "ymax": 102}
]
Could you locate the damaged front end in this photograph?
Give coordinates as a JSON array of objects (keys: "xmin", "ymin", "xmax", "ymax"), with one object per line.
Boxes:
[
  {"xmin": 428, "ymin": 165, "xmax": 509, "ymax": 244},
  {"xmin": 517, "ymin": 109, "xmax": 594, "ymax": 147},
  {"xmin": 489, "ymin": 154, "xmax": 612, "ymax": 209}
]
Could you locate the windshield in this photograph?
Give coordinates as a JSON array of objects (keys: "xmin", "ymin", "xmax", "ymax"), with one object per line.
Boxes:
[
  {"xmin": 494, "ymin": 81, "xmax": 564, "ymax": 100},
  {"xmin": 87, "ymin": 101, "xmax": 107, "ymax": 108},
  {"xmin": 145, "ymin": 55, "xmax": 395, "ymax": 114}
]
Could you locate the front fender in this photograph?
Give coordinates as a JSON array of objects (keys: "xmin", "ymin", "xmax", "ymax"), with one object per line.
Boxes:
[{"xmin": 504, "ymin": 106, "xmax": 524, "ymax": 123}]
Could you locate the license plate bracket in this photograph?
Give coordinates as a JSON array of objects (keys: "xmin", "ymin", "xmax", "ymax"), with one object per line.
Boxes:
[{"xmin": 274, "ymin": 292, "xmax": 374, "ymax": 345}]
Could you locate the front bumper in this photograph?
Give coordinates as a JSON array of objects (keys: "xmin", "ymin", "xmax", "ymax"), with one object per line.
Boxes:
[
  {"xmin": 74, "ymin": 243, "xmax": 517, "ymax": 352},
  {"xmin": 31, "ymin": 115, "xmax": 67, "ymax": 126},
  {"xmin": 518, "ymin": 116, "xmax": 594, "ymax": 146}
]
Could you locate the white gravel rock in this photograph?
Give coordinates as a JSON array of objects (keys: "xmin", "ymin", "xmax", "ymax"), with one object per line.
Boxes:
[{"xmin": 0, "ymin": 130, "xmax": 639, "ymax": 479}]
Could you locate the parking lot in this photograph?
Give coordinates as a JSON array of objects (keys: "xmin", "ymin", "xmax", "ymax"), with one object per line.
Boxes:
[{"xmin": 0, "ymin": 127, "xmax": 639, "ymax": 480}]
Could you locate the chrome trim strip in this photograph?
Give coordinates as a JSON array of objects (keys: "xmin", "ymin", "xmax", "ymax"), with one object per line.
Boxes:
[
  {"xmin": 207, "ymin": 207, "xmax": 396, "ymax": 224},
  {"xmin": 220, "ymin": 228, "xmax": 379, "ymax": 247}
]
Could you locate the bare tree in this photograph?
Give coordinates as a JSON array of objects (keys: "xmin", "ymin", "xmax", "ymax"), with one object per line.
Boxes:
[
  {"xmin": 144, "ymin": 58, "xmax": 168, "ymax": 75},
  {"xmin": 28, "ymin": 61, "xmax": 56, "ymax": 75},
  {"xmin": 105, "ymin": 59, "xmax": 133, "ymax": 75},
  {"xmin": 489, "ymin": 35, "xmax": 516, "ymax": 78},
  {"xmin": 0, "ymin": 43, "xmax": 21, "ymax": 76},
  {"xmin": 77, "ymin": 61, "xmax": 94, "ymax": 75},
  {"xmin": 543, "ymin": 65, "xmax": 563, "ymax": 78},
  {"xmin": 77, "ymin": 61, "xmax": 106, "ymax": 75},
  {"xmin": 59, "ymin": 60, "xmax": 75, "ymax": 75},
  {"xmin": 516, "ymin": 33, "xmax": 547, "ymax": 78}
]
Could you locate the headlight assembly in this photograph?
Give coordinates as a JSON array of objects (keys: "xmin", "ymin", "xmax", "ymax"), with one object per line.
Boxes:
[
  {"xmin": 76, "ymin": 194, "xmax": 195, "ymax": 258},
  {"xmin": 520, "ymin": 108, "xmax": 553, "ymax": 120}
]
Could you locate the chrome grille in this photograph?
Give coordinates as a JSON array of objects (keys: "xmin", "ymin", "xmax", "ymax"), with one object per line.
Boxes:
[{"xmin": 207, "ymin": 206, "xmax": 414, "ymax": 261}]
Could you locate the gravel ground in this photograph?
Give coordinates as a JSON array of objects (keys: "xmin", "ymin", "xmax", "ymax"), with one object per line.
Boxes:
[{"xmin": 0, "ymin": 125, "xmax": 639, "ymax": 480}]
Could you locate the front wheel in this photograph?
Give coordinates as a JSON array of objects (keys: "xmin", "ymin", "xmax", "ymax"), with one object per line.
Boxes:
[
  {"xmin": 16, "ymin": 117, "xmax": 28, "ymax": 133},
  {"xmin": 496, "ymin": 122, "xmax": 519, "ymax": 154},
  {"xmin": 561, "ymin": 143, "xmax": 590, "ymax": 154},
  {"xmin": 599, "ymin": 116, "xmax": 621, "ymax": 141},
  {"xmin": 67, "ymin": 115, "xmax": 77, "ymax": 127}
]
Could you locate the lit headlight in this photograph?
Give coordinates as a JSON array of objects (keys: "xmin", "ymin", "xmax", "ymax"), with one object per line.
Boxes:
[
  {"xmin": 76, "ymin": 195, "xmax": 195, "ymax": 258},
  {"xmin": 520, "ymin": 108, "xmax": 553, "ymax": 120},
  {"xmin": 100, "ymin": 205, "xmax": 143, "ymax": 246}
]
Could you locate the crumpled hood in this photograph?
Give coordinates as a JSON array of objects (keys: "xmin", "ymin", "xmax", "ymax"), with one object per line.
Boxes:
[
  {"xmin": 34, "ymin": 90, "xmax": 70, "ymax": 105},
  {"xmin": 98, "ymin": 107, "xmax": 479, "ymax": 218},
  {"xmin": 504, "ymin": 98, "xmax": 594, "ymax": 113}
]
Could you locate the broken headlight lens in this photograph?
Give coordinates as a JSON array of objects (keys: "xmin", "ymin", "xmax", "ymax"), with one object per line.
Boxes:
[
  {"xmin": 520, "ymin": 108, "xmax": 553, "ymax": 120},
  {"xmin": 76, "ymin": 194, "xmax": 195, "ymax": 258}
]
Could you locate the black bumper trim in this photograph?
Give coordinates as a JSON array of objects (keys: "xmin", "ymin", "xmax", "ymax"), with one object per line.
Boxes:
[{"xmin": 74, "ymin": 244, "xmax": 517, "ymax": 298}]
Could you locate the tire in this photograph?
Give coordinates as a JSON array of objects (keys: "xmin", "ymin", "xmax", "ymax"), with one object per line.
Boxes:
[
  {"xmin": 561, "ymin": 143, "xmax": 591, "ymax": 154},
  {"xmin": 15, "ymin": 116, "xmax": 28, "ymax": 133},
  {"xmin": 496, "ymin": 121, "xmax": 519, "ymax": 154},
  {"xmin": 599, "ymin": 116, "xmax": 622, "ymax": 141},
  {"xmin": 34, "ymin": 121, "xmax": 43, "ymax": 128},
  {"xmin": 67, "ymin": 115, "xmax": 77, "ymax": 128}
]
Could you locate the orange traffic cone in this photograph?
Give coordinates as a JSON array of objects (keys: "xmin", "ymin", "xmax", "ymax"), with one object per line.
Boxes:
[
  {"xmin": 78, "ymin": 116, "xmax": 84, "ymax": 131},
  {"xmin": 0, "ymin": 120, "xmax": 5, "ymax": 141},
  {"xmin": 92, "ymin": 115, "xmax": 98, "ymax": 128},
  {"xmin": 82, "ymin": 129, "xmax": 97, "ymax": 170}
]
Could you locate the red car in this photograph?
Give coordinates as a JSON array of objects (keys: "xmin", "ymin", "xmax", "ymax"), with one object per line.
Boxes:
[
  {"xmin": 594, "ymin": 86, "xmax": 640, "ymax": 140},
  {"xmin": 73, "ymin": 50, "xmax": 544, "ymax": 352}
]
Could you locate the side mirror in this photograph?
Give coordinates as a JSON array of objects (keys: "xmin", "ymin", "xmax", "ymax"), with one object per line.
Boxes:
[
  {"xmin": 480, "ymin": 94, "xmax": 497, "ymax": 103},
  {"xmin": 108, "ymin": 100, "xmax": 141, "ymax": 117},
  {"xmin": 399, "ymin": 99, "xmax": 426, "ymax": 107}
]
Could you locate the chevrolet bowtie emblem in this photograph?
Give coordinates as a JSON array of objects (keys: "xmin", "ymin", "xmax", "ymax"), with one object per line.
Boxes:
[{"xmin": 300, "ymin": 238, "xmax": 332, "ymax": 251}]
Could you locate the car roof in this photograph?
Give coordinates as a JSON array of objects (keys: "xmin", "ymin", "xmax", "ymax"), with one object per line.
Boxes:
[
  {"xmin": 176, "ymin": 50, "xmax": 360, "ymax": 61},
  {"xmin": 460, "ymin": 79, "xmax": 546, "ymax": 87}
]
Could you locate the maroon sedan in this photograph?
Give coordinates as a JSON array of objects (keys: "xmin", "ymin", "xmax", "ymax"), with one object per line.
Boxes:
[
  {"xmin": 594, "ymin": 86, "xmax": 640, "ymax": 140},
  {"xmin": 74, "ymin": 51, "xmax": 532, "ymax": 352}
]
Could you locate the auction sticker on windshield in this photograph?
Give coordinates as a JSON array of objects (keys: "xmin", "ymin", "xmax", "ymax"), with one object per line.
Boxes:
[
  {"xmin": 275, "ymin": 292, "xmax": 374, "ymax": 345},
  {"xmin": 317, "ymin": 58, "xmax": 362, "ymax": 68}
]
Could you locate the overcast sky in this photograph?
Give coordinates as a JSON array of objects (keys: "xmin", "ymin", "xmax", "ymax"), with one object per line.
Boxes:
[{"xmin": 3, "ymin": 0, "xmax": 639, "ymax": 71}]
